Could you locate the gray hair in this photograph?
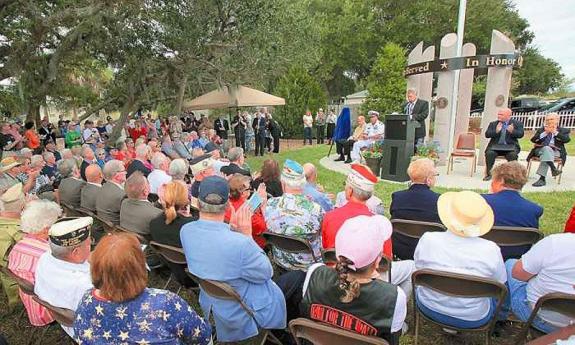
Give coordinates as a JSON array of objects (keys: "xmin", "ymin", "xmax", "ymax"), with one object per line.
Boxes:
[
  {"xmin": 58, "ymin": 158, "xmax": 78, "ymax": 178},
  {"xmin": 135, "ymin": 143, "xmax": 150, "ymax": 158},
  {"xmin": 82, "ymin": 146, "xmax": 94, "ymax": 158},
  {"xmin": 169, "ymin": 159, "xmax": 188, "ymax": 180},
  {"xmin": 198, "ymin": 199, "xmax": 228, "ymax": 214},
  {"xmin": 21, "ymin": 200, "xmax": 62, "ymax": 234},
  {"xmin": 49, "ymin": 242, "xmax": 80, "ymax": 261},
  {"xmin": 103, "ymin": 159, "xmax": 125, "ymax": 180},
  {"xmin": 151, "ymin": 152, "xmax": 168, "ymax": 169},
  {"xmin": 20, "ymin": 147, "xmax": 32, "ymax": 156},
  {"xmin": 407, "ymin": 88, "xmax": 417, "ymax": 95},
  {"xmin": 227, "ymin": 147, "xmax": 244, "ymax": 163},
  {"xmin": 61, "ymin": 149, "xmax": 72, "ymax": 159},
  {"xmin": 42, "ymin": 151, "xmax": 55, "ymax": 162},
  {"xmin": 30, "ymin": 155, "xmax": 45, "ymax": 168},
  {"xmin": 347, "ymin": 183, "xmax": 372, "ymax": 201},
  {"xmin": 281, "ymin": 175, "xmax": 306, "ymax": 190}
]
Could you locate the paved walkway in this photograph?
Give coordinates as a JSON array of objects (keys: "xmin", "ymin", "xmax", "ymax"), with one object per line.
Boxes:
[{"xmin": 320, "ymin": 151, "xmax": 575, "ymax": 192}]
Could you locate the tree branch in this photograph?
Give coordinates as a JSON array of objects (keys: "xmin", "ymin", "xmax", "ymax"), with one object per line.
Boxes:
[{"xmin": 78, "ymin": 96, "xmax": 119, "ymax": 122}]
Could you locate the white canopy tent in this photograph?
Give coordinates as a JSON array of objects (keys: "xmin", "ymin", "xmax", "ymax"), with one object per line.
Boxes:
[{"xmin": 183, "ymin": 85, "xmax": 285, "ymax": 110}]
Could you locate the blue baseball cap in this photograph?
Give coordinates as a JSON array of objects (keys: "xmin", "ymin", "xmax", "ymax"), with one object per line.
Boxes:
[{"xmin": 198, "ymin": 176, "xmax": 229, "ymax": 205}]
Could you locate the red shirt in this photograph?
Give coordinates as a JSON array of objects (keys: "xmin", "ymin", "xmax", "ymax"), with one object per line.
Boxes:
[
  {"xmin": 129, "ymin": 127, "xmax": 148, "ymax": 141},
  {"xmin": 321, "ymin": 200, "xmax": 393, "ymax": 258},
  {"xmin": 224, "ymin": 196, "xmax": 267, "ymax": 248},
  {"xmin": 565, "ymin": 205, "xmax": 575, "ymax": 233}
]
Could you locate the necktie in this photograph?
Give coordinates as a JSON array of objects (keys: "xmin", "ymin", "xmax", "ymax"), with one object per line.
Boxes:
[
  {"xmin": 543, "ymin": 133, "xmax": 553, "ymax": 146},
  {"xmin": 498, "ymin": 122, "xmax": 508, "ymax": 145}
]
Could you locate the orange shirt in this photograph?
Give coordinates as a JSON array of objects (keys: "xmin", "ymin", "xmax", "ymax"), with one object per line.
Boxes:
[{"xmin": 24, "ymin": 129, "xmax": 40, "ymax": 149}]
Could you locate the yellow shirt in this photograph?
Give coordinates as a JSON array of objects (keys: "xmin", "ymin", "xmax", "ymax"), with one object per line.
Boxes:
[{"xmin": 352, "ymin": 123, "xmax": 366, "ymax": 140}]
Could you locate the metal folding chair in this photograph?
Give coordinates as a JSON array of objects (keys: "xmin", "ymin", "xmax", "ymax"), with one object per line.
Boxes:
[{"xmin": 289, "ymin": 318, "xmax": 390, "ymax": 345}]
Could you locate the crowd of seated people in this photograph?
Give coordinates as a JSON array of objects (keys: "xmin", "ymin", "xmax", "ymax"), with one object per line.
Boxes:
[{"xmin": 0, "ymin": 112, "xmax": 572, "ymax": 345}]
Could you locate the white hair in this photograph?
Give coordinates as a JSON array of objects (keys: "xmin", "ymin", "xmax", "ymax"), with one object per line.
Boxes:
[
  {"xmin": 61, "ymin": 149, "xmax": 72, "ymax": 159},
  {"xmin": 20, "ymin": 200, "xmax": 62, "ymax": 234},
  {"xmin": 42, "ymin": 151, "xmax": 55, "ymax": 162},
  {"xmin": 30, "ymin": 155, "xmax": 45, "ymax": 168},
  {"xmin": 227, "ymin": 147, "xmax": 243, "ymax": 162},
  {"xmin": 169, "ymin": 159, "xmax": 188, "ymax": 180},
  {"xmin": 103, "ymin": 160, "xmax": 124, "ymax": 180},
  {"xmin": 135, "ymin": 143, "xmax": 150, "ymax": 158},
  {"xmin": 20, "ymin": 148, "xmax": 32, "ymax": 156},
  {"xmin": 151, "ymin": 152, "xmax": 168, "ymax": 169},
  {"xmin": 281, "ymin": 176, "xmax": 306, "ymax": 190},
  {"xmin": 58, "ymin": 158, "xmax": 78, "ymax": 178}
]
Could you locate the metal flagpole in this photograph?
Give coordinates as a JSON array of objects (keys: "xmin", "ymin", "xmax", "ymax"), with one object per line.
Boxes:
[{"xmin": 447, "ymin": 0, "xmax": 468, "ymax": 157}]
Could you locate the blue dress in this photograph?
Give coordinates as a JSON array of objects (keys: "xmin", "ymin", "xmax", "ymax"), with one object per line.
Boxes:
[{"xmin": 73, "ymin": 288, "xmax": 212, "ymax": 345}]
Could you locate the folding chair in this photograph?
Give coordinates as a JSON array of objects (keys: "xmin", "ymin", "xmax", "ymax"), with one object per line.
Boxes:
[
  {"xmin": 32, "ymin": 296, "xmax": 76, "ymax": 344},
  {"xmin": 321, "ymin": 248, "xmax": 392, "ymax": 282},
  {"xmin": 390, "ymin": 219, "xmax": 445, "ymax": 260},
  {"xmin": 411, "ymin": 268, "xmax": 508, "ymax": 345},
  {"xmin": 114, "ymin": 225, "xmax": 150, "ymax": 244},
  {"xmin": 289, "ymin": 318, "xmax": 390, "ymax": 345},
  {"xmin": 149, "ymin": 241, "xmax": 198, "ymax": 294},
  {"xmin": 89, "ymin": 212, "xmax": 116, "ymax": 234},
  {"xmin": 526, "ymin": 155, "xmax": 564, "ymax": 184},
  {"xmin": 59, "ymin": 202, "xmax": 81, "ymax": 217},
  {"xmin": 263, "ymin": 232, "xmax": 319, "ymax": 268},
  {"xmin": 186, "ymin": 269, "xmax": 282, "ymax": 345},
  {"xmin": 481, "ymin": 226, "xmax": 543, "ymax": 260},
  {"xmin": 516, "ymin": 292, "xmax": 575, "ymax": 344},
  {"xmin": 447, "ymin": 132, "xmax": 477, "ymax": 177}
]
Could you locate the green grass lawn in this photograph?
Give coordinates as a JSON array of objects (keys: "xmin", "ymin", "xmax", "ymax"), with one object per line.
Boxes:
[{"xmin": 247, "ymin": 145, "xmax": 572, "ymax": 235}]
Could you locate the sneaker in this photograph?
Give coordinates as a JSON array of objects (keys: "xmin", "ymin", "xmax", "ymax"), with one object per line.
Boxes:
[
  {"xmin": 532, "ymin": 178, "xmax": 546, "ymax": 187},
  {"xmin": 482, "ymin": 175, "xmax": 492, "ymax": 181}
]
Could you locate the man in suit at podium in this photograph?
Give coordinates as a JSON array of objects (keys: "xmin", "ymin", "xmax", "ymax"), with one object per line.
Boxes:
[
  {"xmin": 403, "ymin": 89, "xmax": 429, "ymax": 153},
  {"xmin": 483, "ymin": 107, "xmax": 524, "ymax": 181}
]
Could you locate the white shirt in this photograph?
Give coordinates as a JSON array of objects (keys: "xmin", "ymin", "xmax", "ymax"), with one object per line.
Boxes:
[
  {"xmin": 364, "ymin": 121, "xmax": 385, "ymax": 139},
  {"xmin": 147, "ymin": 169, "xmax": 172, "ymax": 194},
  {"xmin": 212, "ymin": 159, "xmax": 230, "ymax": 175},
  {"xmin": 522, "ymin": 233, "xmax": 575, "ymax": 327},
  {"xmin": 34, "ymin": 252, "xmax": 93, "ymax": 336},
  {"xmin": 82, "ymin": 128, "xmax": 97, "ymax": 142},
  {"xmin": 303, "ymin": 114, "xmax": 313, "ymax": 128},
  {"xmin": 414, "ymin": 231, "xmax": 507, "ymax": 321},
  {"xmin": 303, "ymin": 263, "xmax": 407, "ymax": 333},
  {"xmin": 334, "ymin": 191, "xmax": 385, "ymax": 215}
]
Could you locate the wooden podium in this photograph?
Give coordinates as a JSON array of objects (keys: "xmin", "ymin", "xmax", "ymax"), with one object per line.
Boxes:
[{"xmin": 380, "ymin": 114, "xmax": 419, "ymax": 182}]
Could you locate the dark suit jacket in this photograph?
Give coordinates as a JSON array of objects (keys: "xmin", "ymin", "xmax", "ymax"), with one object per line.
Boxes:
[
  {"xmin": 252, "ymin": 116, "xmax": 267, "ymax": 136},
  {"xmin": 96, "ymin": 182, "xmax": 126, "ymax": 225},
  {"xmin": 127, "ymin": 159, "xmax": 151, "ymax": 178},
  {"xmin": 213, "ymin": 118, "xmax": 229, "ymax": 139},
  {"xmin": 482, "ymin": 190, "xmax": 543, "ymax": 259},
  {"xmin": 120, "ymin": 198, "xmax": 163, "ymax": 235},
  {"xmin": 403, "ymin": 99, "xmax": 429, "ymax": 139},
  {"xmin": 58, "ymin": 177, "xmax": 86, "ymax": 208},
  {"xmin": 80, "ymin": 183, "xmax": 101, "ymax": 212},
  {"xmin": 390, "ymin": 184, "xmax": 441, "ymax": 260},
  {"xmin": 220, "ymin": 163, "xmax": 251, "ymax": 177},
  {"xmin": 527, "ymin": 126, "xmax": 570, "ymax": 164},
  {"xmin": 485, "ymin": 118, "xmax": 525, "ymax": 152}
]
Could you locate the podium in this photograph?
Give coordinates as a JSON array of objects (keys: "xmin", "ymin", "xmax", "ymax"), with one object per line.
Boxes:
[{"xmin": 380, "ymin": 114, "xmax": 419, "ymax": 182}]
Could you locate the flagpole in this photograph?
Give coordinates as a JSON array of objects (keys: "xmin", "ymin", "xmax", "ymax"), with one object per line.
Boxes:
[{"xmin": 447, "ymin": 0, "xmax": 468, "ymax": 157}]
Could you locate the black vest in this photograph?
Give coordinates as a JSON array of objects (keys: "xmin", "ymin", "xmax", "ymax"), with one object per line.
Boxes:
[{"xmin": 301, "ymin": 265, "xmax": 398, "ymax": 340}]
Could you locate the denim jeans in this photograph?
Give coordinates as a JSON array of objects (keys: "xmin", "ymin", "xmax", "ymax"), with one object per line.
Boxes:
[
  {"xmin": 416, "ymin": 298, "xmax": 497, "ymax": 329},
  {"xmin": 503, "ymin": 259, "xmax": 557, "ymax": 334},
  {"xmin": 303, "ymin": 127, "xmax": 312, "ymax": 145}
]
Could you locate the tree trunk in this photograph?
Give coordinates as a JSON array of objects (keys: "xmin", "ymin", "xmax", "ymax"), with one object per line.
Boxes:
[
  {"xmin": 109, "ymin": 97, "xmax": 135, "ymax": 144},
  {"xmin": 175, "ymin": 74, "xmax": 188, "ymax": 114},
  {"xmin": 25, "ymin": 103, "xmax": 41, "ymax": 126}
]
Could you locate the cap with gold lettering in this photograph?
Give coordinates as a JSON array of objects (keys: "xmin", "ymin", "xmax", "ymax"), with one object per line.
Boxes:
[{"xmin": 49, "ymin": 217, "xmax": 93, "ymax": 247}]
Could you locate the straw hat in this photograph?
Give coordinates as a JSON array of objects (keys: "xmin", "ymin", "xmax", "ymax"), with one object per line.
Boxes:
[
  {"xmin": 437, "ymin": 191, "xmax": 494, "ymax": 237},
  {"xmin": 0, "ymin": 157, "xmax": 21, "ymax": 173}
]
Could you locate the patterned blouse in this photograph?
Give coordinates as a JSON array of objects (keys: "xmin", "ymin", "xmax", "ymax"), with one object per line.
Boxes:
[
  {"xmin": 264, "ymin": 193, "xmax": 324, "ymax": 271},
  {"xmin": 73, "ymin": 288, "xmax": 212, "ymax": 345}
]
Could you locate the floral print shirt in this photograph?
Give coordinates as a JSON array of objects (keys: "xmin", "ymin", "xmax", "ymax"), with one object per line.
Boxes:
[
  {"xmin": 264, "ymin": 193, "xmax": 324, "ymax": 271},
  {"xmin": 73, "ymin": 288, "xmax": 212, "ymax": 345}
]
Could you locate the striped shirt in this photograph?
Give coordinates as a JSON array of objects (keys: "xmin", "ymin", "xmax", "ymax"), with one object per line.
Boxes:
[{"xmin": 7, "ymin": 235, "xmax": 54, "ymax": 326}]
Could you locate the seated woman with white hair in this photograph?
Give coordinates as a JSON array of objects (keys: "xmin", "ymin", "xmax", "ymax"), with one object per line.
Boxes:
[
  {"xmin": 7, "ymin": 200, "xmax": 63, "ymax": 326},
  {"xmin": 158, "ymin": 158, "xmax": 190, "ymax": 202}
]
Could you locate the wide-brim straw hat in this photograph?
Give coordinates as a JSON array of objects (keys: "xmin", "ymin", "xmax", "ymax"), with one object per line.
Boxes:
[{"xmin": 437, "ymin": 191, "xmax": 494, "ymax": 238}]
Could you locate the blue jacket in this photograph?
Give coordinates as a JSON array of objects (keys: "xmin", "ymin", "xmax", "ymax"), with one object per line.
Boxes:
[
  {"xmin": 333, "ymin": 107, "xmax": 351, "ymax": 141},
  {"xmin": 482, "ymin": 190, "xmax": 543, "ymax": 228},
  {"xmin": 180, "ymin": 220, "xmax": 286, "ymax": 342},
  {"xmin": 390, "ymin": 184, "xmax": 441, "ymax": 223}
]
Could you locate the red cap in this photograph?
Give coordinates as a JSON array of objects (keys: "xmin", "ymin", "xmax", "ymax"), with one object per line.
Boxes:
[{"xmin": 350, "ymin": 163, "xmax": 378, "ymax": 183}]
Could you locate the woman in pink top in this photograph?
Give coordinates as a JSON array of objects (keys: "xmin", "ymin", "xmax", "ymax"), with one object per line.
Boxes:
[{"xmin": 8, "ymin": 200, "xmax": 62, "ymax": 326}]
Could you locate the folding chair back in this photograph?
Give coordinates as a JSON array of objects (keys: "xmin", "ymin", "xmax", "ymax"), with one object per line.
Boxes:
[
  {"xmin": 456, "ymin": 132, "xmax": 476, "ymax": 151},
  {"xmin": 481, "ymin": 226, "xmax": 543, "ymax": 247},
  {"xmin": 32, "ymin": 296, "xmax": 75, "ymax": 327},
  {"xmin": 516, "ymin": 292, "xmax": 575, "ymax": 344},
  {"xmin": 185, "ymin": 269, "xmax": 255, "ymax": 319},
  {"xmin": 60, "ymin": 202, "xmax": 81, "ymax": 217},
  {"xmin": 289, "ymin": 318, "xmax": 389, "ymax": 345},
  {"xmin": 412, "ymin": 269, "xmax": 508, "ymax": 345},
  {"xmin": 149, "ymin": 241, "xmax": 187, "ymax": 265},
  {"xmin": 114, "ymin": 225, "xmax": 150, "ymax": 244},
  {"xmin": 90, "ymin": 212, "xmax": 116, "ymax": 233},
  {"xmin": 263, "ymin": 232, "xmax": 318, "ymax": 262},
  {"xmin": 1, "ymin": 266, "xmax": 34, "ymax": 295},
  {"xmin": 391, "ymin": 219, "xmax": 445, "ymax": 260}
]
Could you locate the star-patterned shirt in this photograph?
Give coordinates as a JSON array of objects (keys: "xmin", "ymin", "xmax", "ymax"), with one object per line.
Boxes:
[{"xmin": 73, "ymin": 288, "xmax": 212, "ymax": 345}]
